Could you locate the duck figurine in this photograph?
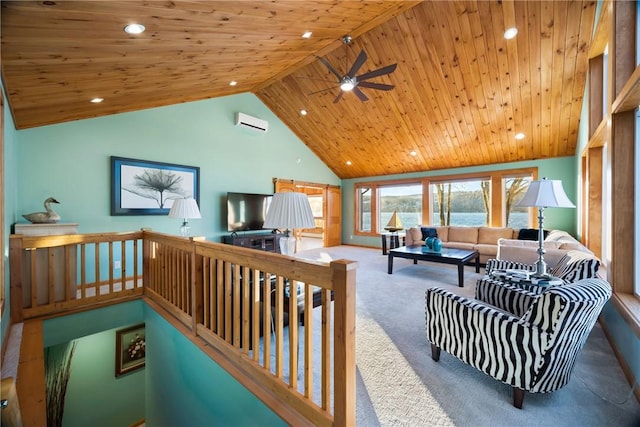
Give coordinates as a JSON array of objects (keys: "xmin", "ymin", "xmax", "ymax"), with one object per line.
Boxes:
[{"xmin": 23, "ymin": 197, "xmax": 61, "ymax": 223}]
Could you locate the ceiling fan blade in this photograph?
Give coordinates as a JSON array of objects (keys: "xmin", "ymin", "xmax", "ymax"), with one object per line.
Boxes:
[
  {"xmin": 356, "ymin": 63, "xmax": 398, "ymax": 81},
  {"xmin": 307, "ymin": 86, "xmax": 341, "ymax": 96},
  {"xmin": 347, "ymin": 50, "xmax": 368, "ymax": 78},
  {"xmin": 358, "ymin": 81, "xmax": 395, "ymax": 91},
  {"xmin": 333, "ymin": 91, "xmax": 344, "ymax": 104},
  {"xmin": 317, "ymin": 56, "xmax": 342, "ymax": 80},
  {"xmin": 296, "ymin": 76, "xmax": 341, "ymax": 84},
  {"xmin": 353, "ymin": 86, "xmax": 369, "ymax": 102}
]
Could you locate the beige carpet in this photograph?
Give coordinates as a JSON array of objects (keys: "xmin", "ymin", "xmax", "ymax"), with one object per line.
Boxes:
[{"xmin": 297, "ymin": 245, "xmax": 640, "ymax": 427}]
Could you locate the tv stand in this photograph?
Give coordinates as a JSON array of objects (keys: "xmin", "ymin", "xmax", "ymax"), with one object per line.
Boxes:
[{"xmin": 222, "ymin": 232, "xmax": 282, "ymax": 254}]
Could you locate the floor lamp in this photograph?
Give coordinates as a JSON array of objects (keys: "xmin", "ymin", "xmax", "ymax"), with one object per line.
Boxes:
[
  {"xmin": 263, "ymin": 192, "xmax": 316, "ymax": 256},
  {"xmin": 168, "ymin": 198, "xmax": 201, "ymax": 237},
  {"xmin": 517, "ymin": 177, "xmax": 575, "ymax": 277}
]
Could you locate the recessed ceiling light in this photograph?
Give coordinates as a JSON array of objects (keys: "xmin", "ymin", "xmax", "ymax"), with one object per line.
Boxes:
[
  {"xmin": 90, "ymin": 98, "xmax": 104, "ymax": 103},
  {"xmin": 515, "ymin": 132, "xmax": 525, "ymax": 140},
  {"xmin": 346, "ymin": 160, "xmax": 352, "ymax": 166},
  {"xmin": 410, "ymin": 151, "xmax": 417, "ymax": 156},
  {"xmin": 302, "ymin": 31, "xmax": 312, "ymax": 39},
  {"xmin": 300, "ymin": 109, "xmax": 308, "ymax": 116},
  {"xmin": 124, "ymin": 24, "xmax": 145, "ymax": 35},
  {"xmin": 229, "ymin": 80, "xmax": 237, "ymax": 86},
  {"xmin": 504, "ymin": 27, "xmax": 518, "ymax": 40}
]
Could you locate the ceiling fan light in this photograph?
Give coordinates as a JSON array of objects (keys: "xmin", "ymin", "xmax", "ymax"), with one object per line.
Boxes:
[{"xmin": 340, "ymin": 81, "xmax": 355, "ymax": 91}]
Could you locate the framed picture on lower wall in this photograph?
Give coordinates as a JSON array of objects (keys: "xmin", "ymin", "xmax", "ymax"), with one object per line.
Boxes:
[{"xmin": 115, "ymin": 323, "xmax": 146, "ymax": 377}]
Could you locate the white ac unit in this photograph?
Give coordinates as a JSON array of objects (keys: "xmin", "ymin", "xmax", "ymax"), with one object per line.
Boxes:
[{"xmin": 235, "ymin": 112, "xmax": 268, "ymax": 133}]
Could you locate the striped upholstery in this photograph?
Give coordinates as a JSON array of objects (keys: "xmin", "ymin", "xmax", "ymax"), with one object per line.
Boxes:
[
  {"xmin": 484, "ymin": 258, "xmax": 535, "ymax": 276},
  {"xmin": 425, "ymin": 278, "xmax": 611, "ymax": 406},
  {"xmin": 475, "ymin": 277, "xmax": 539, "ymax": 316},
  {"xmin": 549, "ymin": 250, "xmax": 600, "ymax": 282}
]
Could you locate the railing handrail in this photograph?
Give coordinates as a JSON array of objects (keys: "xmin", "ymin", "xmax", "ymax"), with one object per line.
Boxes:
[{"xmin": 9, "ymin": 229, "xmax": 356, "ymax": 426}]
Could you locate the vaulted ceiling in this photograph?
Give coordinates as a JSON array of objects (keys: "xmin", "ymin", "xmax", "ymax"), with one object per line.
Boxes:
[{"xmin": 1, "ymin": 1, "xmax": 596, "ymax": 179}]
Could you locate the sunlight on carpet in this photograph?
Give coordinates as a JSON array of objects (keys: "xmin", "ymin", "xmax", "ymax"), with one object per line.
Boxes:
[{"xmin": 356, "ymin": 312, "xmax": 454, "ymax": 426}]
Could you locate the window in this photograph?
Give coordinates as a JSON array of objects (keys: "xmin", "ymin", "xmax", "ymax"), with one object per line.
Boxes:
[
  {"xmin": 378, "ymin": 184, "xmax": 422, "ymax": 232},
  {"xmin": 354, "ymin": 168, "xmax": 536, "ymax": 236},
  {"xmin": 429, "ymin": 179, "xmax": 490, "ymax": 226},
  {"xmin": 357, "ymin": 186, "xmax": 372, "ymax": 232},
  {"xmin": 503, "ymin": 176, "xmax": 532, "ymax": 228}
]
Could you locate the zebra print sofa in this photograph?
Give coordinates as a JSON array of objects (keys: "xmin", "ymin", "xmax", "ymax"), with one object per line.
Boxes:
[{"xmin": 425, "ymin": 278, "xmax": 611, "ymax": 408}]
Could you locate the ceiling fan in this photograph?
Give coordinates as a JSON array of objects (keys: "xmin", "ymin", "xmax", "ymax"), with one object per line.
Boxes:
[{"xmin": 311, "ymin": 35, "xmax": 397, "ymax": 103}]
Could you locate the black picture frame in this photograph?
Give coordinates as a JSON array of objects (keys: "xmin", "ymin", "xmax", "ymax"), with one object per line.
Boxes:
[{"xmin": 111, "ymin": 156, "xmax": 200, "ymax": 216}]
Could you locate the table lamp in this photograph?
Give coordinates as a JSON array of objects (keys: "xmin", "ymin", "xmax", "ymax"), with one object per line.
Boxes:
[
  {"xmin": 517, "ymin": 177, "xmax": 575, "ymax": 277},
  {"xmin": 263, "ymin": 192, "xmax": 315, "ymax": 255},
  {"xmin": 168, "ymin": 197, "xmax": 201, "ymax": 237}
]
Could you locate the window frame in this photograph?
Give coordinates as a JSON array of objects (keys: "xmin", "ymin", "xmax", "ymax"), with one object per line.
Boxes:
[{"xmin": 353, "ymin": 167, "xmax": 537, "ymax": 237}]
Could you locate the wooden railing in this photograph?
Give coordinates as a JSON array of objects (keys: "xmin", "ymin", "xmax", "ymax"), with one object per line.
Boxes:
[
  {"xmin": 9, "ymin": 230, "xmax": 356, "ymax": 426},
  {"xmin": 9, "ymin": 231, "xmax": 145, "ymax": 321}
]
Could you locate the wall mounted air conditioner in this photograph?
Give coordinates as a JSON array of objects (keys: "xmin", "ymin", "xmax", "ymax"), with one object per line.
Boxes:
[{"xmin": 235, "ymin": 112, "xmax": 268, "ymax": 133}]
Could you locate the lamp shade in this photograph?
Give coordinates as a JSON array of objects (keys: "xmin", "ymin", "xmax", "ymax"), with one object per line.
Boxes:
[
  {"xmin": 263, "ymin": 192, "xmax": 315, "ymax": 230},
  {"xmin": 168, "ymin": 198, "xmax": 201, "ymax": 219},
  {"xmin": 517, "ymin": 178, "xmax": 575, "ymax": 208}
]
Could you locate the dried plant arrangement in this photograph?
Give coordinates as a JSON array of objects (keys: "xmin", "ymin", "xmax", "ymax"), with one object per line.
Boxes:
[{"xmin": 45, "ymin": 341, "xmax": 77, "ymax": 427}]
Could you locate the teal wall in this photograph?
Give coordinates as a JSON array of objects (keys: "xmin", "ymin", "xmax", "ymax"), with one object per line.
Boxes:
[
  {"xmin": 2, "ymin": 82, "xmax": 19, "ymax": 346},
  {"xmin": 341, "ymin": 156, "xmax": 578, "ymax": 247},
  {"xmin": 144, "ymin": 306, "xmax": 286, "ymax": 426},
  {"xmin": 13, "ymin": 93, "xmax": 340, "ymax": 240},
  {"xmin": 44, "ymin": 301, "xmax": 145, "ymax": 427},
  {"xmin": 42, "ymin": 299, "xmax": 284, "ymax": 426},
  {"xmin": 60, "ymin": 328, "xmax": 145, "ymax": 427}
]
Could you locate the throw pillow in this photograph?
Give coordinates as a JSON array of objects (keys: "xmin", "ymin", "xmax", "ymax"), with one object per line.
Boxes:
[
  {"xmin": 518, "ymin": 228, "xmax": 549, "ymax": 241},
  {"xmin": 421, "ymin": 227, "xmax": 438, "ymax": 241}
]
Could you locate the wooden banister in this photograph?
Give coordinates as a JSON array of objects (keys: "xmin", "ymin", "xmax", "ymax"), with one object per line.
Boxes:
[{"xmin": 8, "ymin": 229, "xmax": 357, "ymax": 426}]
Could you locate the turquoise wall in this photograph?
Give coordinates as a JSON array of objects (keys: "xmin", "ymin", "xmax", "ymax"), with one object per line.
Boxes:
[
  {"xmin": 44, "ymin": 301, "xmax": 145, "ymax": 427},
  {"xmin": 60, "ymin": 328, "xmax": 145, "ymax": 427},
  {"xmin": 2, "ymin": 82, "xmax": 19, "ymax": 346},
  {"xmin": 13, "ymin": 93, "xmax": 340, "ymax": 240},
  {"xmin": 144, "ymin": 306, "xmax": 286, "ymax": 426},
  {"xmin": 42, "ymin": 299, "xmax": 285, "ymax": 426},
  {"xmin": 341, "ymin": 156, "xmax": 578, "ymax": 247}
]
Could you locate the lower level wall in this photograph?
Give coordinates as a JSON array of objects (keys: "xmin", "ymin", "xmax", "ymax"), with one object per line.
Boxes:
[{"xmin": 143, "ymin": 305, "xmax": 286, "ymax": 426}]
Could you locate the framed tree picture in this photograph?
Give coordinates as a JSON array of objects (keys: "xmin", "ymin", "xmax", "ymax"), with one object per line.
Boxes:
[
  {"xmin": 111, "ymin": 156, "xmax": 200, "ymax": 215},
  {"xmin": 115, "ymin": 323, "xmax": 146, "ymax": 377}
]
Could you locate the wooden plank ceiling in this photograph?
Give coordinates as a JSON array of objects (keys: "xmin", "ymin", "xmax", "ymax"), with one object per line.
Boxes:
[{"xmin": 1, "ymin": 1, "xmax": 596, "ymax": 179}]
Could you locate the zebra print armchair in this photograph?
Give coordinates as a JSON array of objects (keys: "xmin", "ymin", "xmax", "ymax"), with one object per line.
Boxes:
[{"xmin": 425, "ymin": 278, "xmax": 611, "ymax": 408}]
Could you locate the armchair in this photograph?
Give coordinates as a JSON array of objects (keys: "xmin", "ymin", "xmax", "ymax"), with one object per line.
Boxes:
[{"xmin": 425, "ymin": 278, "xmax": 611, "ymax": 408}]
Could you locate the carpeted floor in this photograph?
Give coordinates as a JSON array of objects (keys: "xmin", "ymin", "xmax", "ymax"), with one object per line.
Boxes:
[{"xmin": 297, "ymin": 245, "xmax": 640, "ymax": 427}]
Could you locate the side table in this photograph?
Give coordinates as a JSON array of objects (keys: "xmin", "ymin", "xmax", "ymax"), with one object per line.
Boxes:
[
  {"xmin": 381, "ymin": 232, "xmax": 405, "ymax": 255},
  {"xmin": 489, "ymin": 269, "xmax": 564, "ymax": 293}
]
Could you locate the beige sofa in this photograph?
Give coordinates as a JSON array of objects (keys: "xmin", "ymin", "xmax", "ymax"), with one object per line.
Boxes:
[
  {"xmin": 496, "ymin": 229, "xmax": 595, "ymax": 269},
  {"xmin": 405, "ymin": 226, "xmax": 519, "ymax": 264}
]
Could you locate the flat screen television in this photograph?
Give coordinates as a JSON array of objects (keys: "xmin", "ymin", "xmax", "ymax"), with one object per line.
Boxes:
[{"xmin": 226, "ymin": 192, "xmax": 273, "ymax": 232}]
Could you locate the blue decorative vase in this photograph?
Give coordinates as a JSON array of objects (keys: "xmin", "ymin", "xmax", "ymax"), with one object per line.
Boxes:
[
  {"xmin": 426, "ymin": 237, "xmax": 435, "ymax": 250},
  {"xmin": 432, "ymin": 237, "xmax": 442, "ymax": 252}
]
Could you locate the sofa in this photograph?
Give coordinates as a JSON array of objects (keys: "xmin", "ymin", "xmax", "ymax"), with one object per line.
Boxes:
[
  {"xmin": 496, "ymin": 229, "xmax": 595, "ymax": 269},
  {"xmin": 405, "ymin": 225, "xmax": 519, "ymax": 264}
]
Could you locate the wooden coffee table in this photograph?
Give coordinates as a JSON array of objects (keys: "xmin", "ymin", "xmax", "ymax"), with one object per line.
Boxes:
[{"xmin": 387, "ymin": 245, "xmax": 480, "ymax": 287}]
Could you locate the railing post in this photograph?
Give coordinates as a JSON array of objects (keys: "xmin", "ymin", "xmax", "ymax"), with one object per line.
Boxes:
[
  {"xmin": 191, "ymin": 239, "xmax": 204, "ymax": 335},
  {"xmin": 142, "ymin": 229, "xmax": 151, "ymax": 293},
  {"xmin": 331, "ymin": 259, "xmax": 357, "ymax": 427},
  {"xmin": 9, "ymin": 236, "xmax": 24, "ymax": 322}
]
